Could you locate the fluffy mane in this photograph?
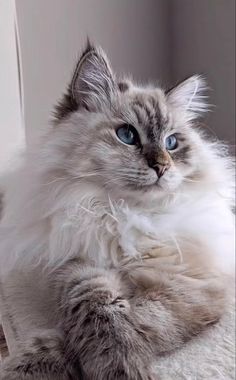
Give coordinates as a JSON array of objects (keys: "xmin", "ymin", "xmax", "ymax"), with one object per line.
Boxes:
[{"xmin": 0, "ymin": 44, "xmax": 235, "ymax": 278}]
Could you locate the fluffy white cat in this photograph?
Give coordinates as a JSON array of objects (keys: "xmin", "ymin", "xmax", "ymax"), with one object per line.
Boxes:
[{"xmin": 0, "ymin": 42, "xmax": 235, "ymax": 380}]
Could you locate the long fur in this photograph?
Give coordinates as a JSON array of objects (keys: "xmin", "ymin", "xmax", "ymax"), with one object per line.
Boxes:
[
  {"xmin": 0, "ymin": 126, "xmax": 234, "ymax": 275},
  {"xmin": 0, "ymin": 43, "xmax": 235, "ymax": 379}
]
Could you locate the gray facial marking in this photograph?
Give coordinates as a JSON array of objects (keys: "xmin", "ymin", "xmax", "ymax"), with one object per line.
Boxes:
[
  {"xmin": 171, "ymin": 145, "xmax": 191, "ymax": 163},
  {"xmin": 132, "ymin": 97, "xmax": 161, "ymax": 128},
  {"xmin": 174, "ymin": 133, "xmax": 187, "ymax": 143},
  {"xmin": 132, "ymin": 103, "xmax": 144, "ymax": 125}
]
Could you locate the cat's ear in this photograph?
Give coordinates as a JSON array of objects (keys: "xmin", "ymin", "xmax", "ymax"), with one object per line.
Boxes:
[
  {"xmin": 167, "ymin": 75, "xmax": 208, "ymax": 122},
  {"xmin": 70, "ymin": 41, "xmax": 117, "ymax": 111}
]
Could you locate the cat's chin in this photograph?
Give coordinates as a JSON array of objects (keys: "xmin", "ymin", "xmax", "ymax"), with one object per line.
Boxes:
[
  {"xmin": 135, "ymin": 176, "xmax": 182, "ymax": 194},
  {"xmin": 106, "ymin": 180, "xmax": 180, "ymax": 205}
]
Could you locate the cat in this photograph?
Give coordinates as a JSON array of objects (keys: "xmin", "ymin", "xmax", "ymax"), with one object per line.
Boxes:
[{"xmin": 0, "ymin": 41, "xmax": 234, "ymax": 379}]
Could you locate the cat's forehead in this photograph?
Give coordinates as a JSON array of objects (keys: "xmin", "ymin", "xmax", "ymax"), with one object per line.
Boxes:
[{"xmin": 118, "ymin": 84, "xmax": 171, "ymax": 134}]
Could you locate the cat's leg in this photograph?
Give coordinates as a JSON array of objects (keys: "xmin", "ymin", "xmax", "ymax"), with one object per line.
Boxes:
[
  {"xmin": 56, "ymin": 259, "xmax": 225, "ymax": 379},
  {"xmin": 56, "ymin": 262, "xmax": 156, "ymax": 380},
  {"xmin": 122, "ymin": 260, "xmax": 226, "ymax": 354},
  {"xmin": 0, "ymin": 329, "xmax": 81, "ymax": 380}
]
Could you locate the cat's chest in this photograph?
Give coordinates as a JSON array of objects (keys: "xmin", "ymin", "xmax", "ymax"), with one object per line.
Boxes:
[
  {"xmin": 116, "ymin": 207, "xmax": 189, "ymax": 256},
  {"xmin": 68, "ymin": 195, "xmax": 234, "ymax": 272},
  {"xmin": 114, "ymin": 198, "xmax": 235, "ymax": 272},
  {"xmin": 88, "ymin": 202, "xmax": 206, "ymax": 258}
]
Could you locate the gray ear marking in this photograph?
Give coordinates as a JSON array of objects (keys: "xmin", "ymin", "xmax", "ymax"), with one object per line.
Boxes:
[
  {"xmin": 70, "ymin": 43, "xmax": 96, "ymax": 103},
  {"xmin": 53, "ymin": 42, "xmax": 116, "ymax": 122},
  {"xmin": 70, "ymin": 43, "xmax": 116, "ymax": 111},
  {"xmin": 71, "ymin": 53, "xmax": 89, "ymax": 102}
]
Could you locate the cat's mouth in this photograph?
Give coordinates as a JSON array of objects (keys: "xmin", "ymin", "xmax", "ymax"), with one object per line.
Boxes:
[
  {"xmin": 127, "ymin": 175, "xmax": 181, "ymax": 193},
  {"xmin": 104, "ymin": 170, "xmax": 180, "ymax": 194},
  {"xmin": 124, "ymin": 177, "xmax": 165, "ymax": 192}
]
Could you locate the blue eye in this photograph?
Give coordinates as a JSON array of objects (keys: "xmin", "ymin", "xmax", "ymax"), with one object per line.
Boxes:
[
  {"xmin": 165, "ymin": 134, "xmax": 178, "ymax": 151},
  {"xmin": 116, "ymin": 125, "xmax": 139, "ymax": 145}
]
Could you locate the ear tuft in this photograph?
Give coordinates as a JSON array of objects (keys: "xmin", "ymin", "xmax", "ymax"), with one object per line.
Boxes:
[
  {"xmin": 53, "ymin": 41, "xmax": 117, "ymax": 121},
  {"xmin": 167, "ymin": 75, "xmax": 209, "ymax": 121},
  {"xmin": 70, "ymin": 39, "xmax": 96, "ymax": 101},
  {"xmin": 70, "ymin": 42, "xmax": 116, "ymax": 111}
]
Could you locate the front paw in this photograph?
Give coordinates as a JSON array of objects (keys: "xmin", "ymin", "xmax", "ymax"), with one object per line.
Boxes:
[
  {"xmin": 159, "ymin": 273, "xmax": 225, "ymax": 328},
  {"xmin": 187, "ymin": 275, "xmax": 226, "ymax": 326},
  {"xmin": 122, "ymin": 260, "xmax": 226, "ymax": 327}
]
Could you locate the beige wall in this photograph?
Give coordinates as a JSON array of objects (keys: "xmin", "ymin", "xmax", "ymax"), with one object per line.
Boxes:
[
  {"xmin": 171, "ymin": 0, "xmax": 235, "ymax": 145},
  {"xmin": 16, "ymin": 0, "xmax": 170, "ymax": 144},
  {"xmin": 15, "ymin": 0, "xmax": 235, "ymax": 145}
]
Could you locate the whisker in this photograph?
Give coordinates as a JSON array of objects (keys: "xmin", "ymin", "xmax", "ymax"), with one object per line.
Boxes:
[
  {"xmin": 116, "ymin": 168, "xmax": 149, "ymax": 175},
  {"xmin": 43, "ymin": 170, "xmax": 103, "ymax": 186},
  {"xmin": 43, "ymin": 177, "xmax": 67, "ymax": 186},
  {"xmin": 104, "ymin": 177, "xmax": 127, "ymax": 186},
  {"xmin": 182, "ymin": 178, "xmax": 202, "ymax": 183},
  {"xmin": 183, "ymin": 176, "xmax": 228, "ymax": 185},
  {"xmin": 72, "ymin": 172, "xmax": 103, "ymax": 180}
]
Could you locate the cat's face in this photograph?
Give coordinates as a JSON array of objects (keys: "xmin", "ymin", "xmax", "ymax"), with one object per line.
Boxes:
[{"xmin": 51, "ymin": 43, "xmax": 208, "ymax": 199}]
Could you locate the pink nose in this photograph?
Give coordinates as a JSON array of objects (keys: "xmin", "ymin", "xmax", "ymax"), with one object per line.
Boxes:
[{"xmin": 153, "ymin": 162, "xmax": 170, "ymax": 178}]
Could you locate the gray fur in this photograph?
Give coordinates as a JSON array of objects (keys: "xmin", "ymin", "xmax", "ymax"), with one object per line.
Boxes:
[
  {"xmin": 0, "ymin": 44, "xmax": 226, "ymax": 379},
  {"xmin": 51, "ymin": 45, "xmax": 207, "ymax": 197},
  {"xmin": 0, "ymin": 259, "xmax": 225, "ymax": 379}
]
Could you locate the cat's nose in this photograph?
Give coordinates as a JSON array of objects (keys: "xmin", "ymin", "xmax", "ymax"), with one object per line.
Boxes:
[
  {"xmin": 152, "ymin": 162, "xmax": 170, "ymax": 178},
  {"xmin": 145, "ymin": 150, "xmax": 171, "ymax": 178}
]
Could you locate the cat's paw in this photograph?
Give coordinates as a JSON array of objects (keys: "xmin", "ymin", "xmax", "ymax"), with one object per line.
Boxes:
[
  {"xmin": 161, "ymin": 273, "xmax": 226, "ymax": 328},
  {"xmin": 189, "ymin": 275, "xmax": 226, "ymax": 325},
  {"xmin": 122, "ymin": 259, "xmax": 187, "ymax": 289},
  {"xmin": 82, "ymin": 288, "xmax": 130, "ymax": 312}
]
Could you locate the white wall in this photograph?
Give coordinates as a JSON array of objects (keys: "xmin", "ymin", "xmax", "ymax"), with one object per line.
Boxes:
[{"xmin": 0, "ymin": 0, "xmax": 25, "ymax": 173}]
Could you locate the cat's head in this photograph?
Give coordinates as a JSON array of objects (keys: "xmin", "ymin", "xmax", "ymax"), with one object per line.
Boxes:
[{"xmin": 49, "ymin": 42, "xmax": 210, "ymax": 201}]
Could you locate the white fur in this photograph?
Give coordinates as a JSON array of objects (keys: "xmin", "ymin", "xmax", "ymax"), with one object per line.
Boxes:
[
  {"xmin": 168, "ymin": 75, "xmax": 209, "ymax": 122},
  {"xmin": 0, "ymin": 54, "xmax": 235, "ymax": 279},
  {"xmin": 0, "ymin": 130, "xmax": 235, "ymax": 277}
]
